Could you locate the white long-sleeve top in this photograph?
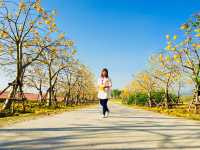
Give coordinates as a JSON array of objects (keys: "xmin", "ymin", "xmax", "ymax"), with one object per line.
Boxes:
[{"xmin": 97, "ymin": 77, "xmax": 112, "ymax": 99}]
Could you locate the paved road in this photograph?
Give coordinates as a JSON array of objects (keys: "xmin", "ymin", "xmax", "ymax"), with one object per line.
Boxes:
[{"xmin": 0, "ymin": 102, "xmax": 200, "ymax": 150}]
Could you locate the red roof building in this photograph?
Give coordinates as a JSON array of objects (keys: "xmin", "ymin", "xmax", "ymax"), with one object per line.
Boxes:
[{"xmin": 0, "ymin": 92, "xmax": 64, "ymax": 102}]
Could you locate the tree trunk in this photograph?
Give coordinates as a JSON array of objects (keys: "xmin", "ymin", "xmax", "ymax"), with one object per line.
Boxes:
[
  {"xmin": 177, "ymin": 82, "xmax": 181, "ymax": 104},
  {"xmin": 63, "ymin": 92, "xmax": 68, "ymax": 104},
  {"xmin": 47, "ymin": 85, "xmax": 52, "ymax": 107},
  {"xmin": 2, "ymin": 43, "xmax": 24, "ymax": 111},
  {"xmin": 47, "ymin": 66, "xmax": 52, "ymax": 107},
  {"xmin": 52, "ymin": 90, "xmax": 57, "ymax": 107},
  {"xmin": 2, "ymin": 82, "xmax": 18, "ymax": 110},
  {"xmin": 38, "ymin": 90, "xmax": 43, "ymax": 104},
  {"xmin": 148, "ymin": 91, "xmax": 152, "ymax": 107},
  {"xmin": 165, "ymin": 85, "xmax": 170, "ymax": 108},
  {"xmin": 47, "ymin": 79, "xmax": 52, "ymax": 107},
  {"xmin": 194, "ymin": 84, "xmax": 200, "ymax": 104},
  {"xmin": 2, "ymin": 64, "xmax": 23, "ymax": 110},
  {"xmin": 66, "ymin": 88, "xmax": 71, "ymax": 105}
]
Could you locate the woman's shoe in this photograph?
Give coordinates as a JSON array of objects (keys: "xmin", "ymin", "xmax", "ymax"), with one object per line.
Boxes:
[
  {"xmin": 105, "ymin": 111, "xmax": 109, "ymax": 118},
  {"xmin": 101, "ymin": 114, "xmax": 106, "ymax": 118}
]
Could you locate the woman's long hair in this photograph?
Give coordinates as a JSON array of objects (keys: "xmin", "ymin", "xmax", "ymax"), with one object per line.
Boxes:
[{"xmin": 101, "ymin": 68, "xmax": 109, "ymax": 78}]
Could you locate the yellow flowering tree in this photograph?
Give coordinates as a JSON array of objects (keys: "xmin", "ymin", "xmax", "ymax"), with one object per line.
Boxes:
[
  {"xmin": 25, "ymin": 63, "xmax": 47, "ymax": 104},
  {"xmin": 38, "ymin": 35, "xmax": 76, "ymax": 106},
  {"xmin": 121, "ymin": 84, "xmax": 133, "ymax": 103},
  {"xmin": 131, "ymin": 71, "xmax": 158, "ymax": 107},
  {"xmin": 72, "ymin": 64, "xmax": 97, "ymax": 104},
  {"xmin": 0, "ymin": 0, "xmax": 61, "ymax": 110},
  {"xmin": 164, "ymin": 14, "xmax": 200, "ymax": 106},
  {"xmin": 149, "ymin": 53, "xmax": 181, "ymax": 108}
]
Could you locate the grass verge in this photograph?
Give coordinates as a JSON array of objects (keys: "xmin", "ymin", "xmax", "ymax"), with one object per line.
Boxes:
[
  {"xmin": 112, "ymin": 99, "xmax": 200, "ymax": 121},
  {"xmin": 0, "ymin": 101, "xmax": 97, "ymax": 127}
]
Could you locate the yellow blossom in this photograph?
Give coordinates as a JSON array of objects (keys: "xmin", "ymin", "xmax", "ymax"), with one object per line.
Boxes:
[
  {"xmin": 171, "ymin": 47, "xmax": 176, "ymax": 51},
  {"xmin": 38, "ymin": 21, "xmax": 43, "ymax": 25},
  {"xmin": 45, "ymin": 20, "xmax": 51, "ymax": 25},
  {"xmin": 0, "ymin": 44, "xmax": 3, "ymax": 53},
  {"xmin": 43, "ymin": 60, "xmax": 49, "ymax": 64},
  {"xmin": 173, "ymin": 35, "xmax": 177, "ymax": 40},
  {"xmin": 36, "ymin": 0, "xmax": 41, "ymax": 4},
  {"xmin": 51, "ymin": 23, "xmax": 56, "ymax": 29},
  {"xmin": 192, "ymin": 43, "xmax": 197, "ymax": 47},
  {"xmin": 173, "ymin": 54, "xmax": 180, "ymax": 63},
  {"xmin": 0, "ymin": 31, "xmax": 9, "ymax": 38},
  {"xmin": 24, "ymin": 43, "xmax": 30, "ymax": 48},
  {"xmin": 65, "ymin": 40, "xmax": 74, "ymax": 47},
  {"xmin": 33, "ymin": 2, "xmax": 44, "ymax": 14},
  {"xmin": 159, "ymin": 54, "xmax": 163, "ymax": 61},
  {"xmin": 180, "ymin": 23, "xmax": 189, "ymax": 30},
  {"xmin": 8, "ymin": 48, "xmax": 13, "ymax": 55},
  {"xmin": 166, "ymin": 34, "xmax": 170, "ymax": 40},
  {"xmin": 192, "ymin": 43, "xmax": 200, "ymax": 48},
  {"xmin": 195, "ymin": 33, "xmax": 200, "ymax": 37},
  {"xmin": 58, "ymin": 33, "xmax": 65, "ymax": 39},
  {"xmin": 50, "ymin": 47, "xmax": 57, "ymax": 57},
  {"xmin": 197, "ymin": 44, "xmax": 200, "ymax": 49},
  {"xmin": 19, "ymin": 1, "xmax": 26, "ymax": 10},
  {"xmin": 37, "ymin": 7, "xmax": 44, "ymax": 14},
  {"xmin": 165, "ymin": 44, "xmax": 171, "ymax": 50},
  {"xmin": 186, "ymin": 60, "xmax": 191, "ymax": 66},
  {"xmin": 194, "ymin": 28, "xmax": 200, "ymax": 33}
]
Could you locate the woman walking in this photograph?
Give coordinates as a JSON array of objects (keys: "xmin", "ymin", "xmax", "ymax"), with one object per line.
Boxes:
[{"xmin": 98, "ymin": 68, "xmax": 112, "ymax": 118}]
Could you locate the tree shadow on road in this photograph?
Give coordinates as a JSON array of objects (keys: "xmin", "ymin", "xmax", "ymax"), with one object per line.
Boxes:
[{"xmin": 1, "ymin": 122, "xmax": 200, "ymax": 150}]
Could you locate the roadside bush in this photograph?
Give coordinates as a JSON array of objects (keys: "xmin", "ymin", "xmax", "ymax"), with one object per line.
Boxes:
[
  {"xmin": 151, "ymin": 90, "xmax": 165, "ymax": 104},
  {"xmin": 126, "ymin": 92, "xmax": 148, "ymax": 106},
  {"xmin": 111, "ymin": 89, "xmax": 122, "ymax": 98},
  {"xmin": 124, "ymin": 90, "xmax": 178, "ymax": 106}
]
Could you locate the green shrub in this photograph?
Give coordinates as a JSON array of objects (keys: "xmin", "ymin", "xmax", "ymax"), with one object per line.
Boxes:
[
  {"xmin": 127, "ymin": 92, "xmax": 148, "ymax": 106},
  {"xmin": 125, "ymin": 90, "xmax": 178, "ymax": 106},
  {"xmin": 111, "ymin": 89, "xmax": 122, "ymax": 98},
  {"xmin": 151, "ymin": 90, "xmax": 165, "ymax": 104}
]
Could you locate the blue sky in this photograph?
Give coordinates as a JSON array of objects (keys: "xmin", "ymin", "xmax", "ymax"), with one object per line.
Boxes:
[{"xmin": 1, "ymin": 0, "xmax": 200, "ymax": 90}]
